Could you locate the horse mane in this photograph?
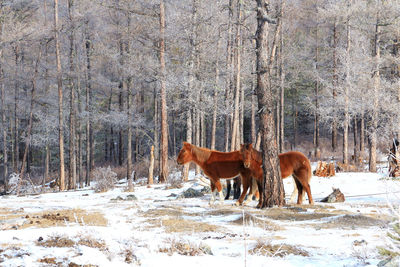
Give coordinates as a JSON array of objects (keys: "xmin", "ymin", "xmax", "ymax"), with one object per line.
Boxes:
[
  {"xmin": 191, "ymin": 144, "xmax": 212, "ymax": 163},
  {"xmin": 252, "ymin": 147, "xmax": 263, "ymax": 163}
]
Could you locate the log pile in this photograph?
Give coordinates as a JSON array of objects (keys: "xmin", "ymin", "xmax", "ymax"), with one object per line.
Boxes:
[
  {"xmin": 336, "ymin": 162, "xmax": 359, "ymax": 172},
  {"xmin": 314, "ymin": 161, "xmax": 335, "ymax": 177},
  {"xmin": 389, "ymin": 139, "xmax": 400, "ymax": 177}
]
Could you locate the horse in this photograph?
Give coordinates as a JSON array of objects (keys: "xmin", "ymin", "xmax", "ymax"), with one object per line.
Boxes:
[
  {"xmin": 239, "ymin": 143, "xmax": 314, "ymax": 206},
  {"xmin": 177, "ymin": 142, "xmax": 253, "ymax": 206}
]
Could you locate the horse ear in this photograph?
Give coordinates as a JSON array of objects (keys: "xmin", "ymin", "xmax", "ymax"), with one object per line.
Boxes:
[
  {"xmin": 183, "ymin": 142, "xmax": 191, "ymax": 148},
  {"xmin": 248, "ymin": 143, "xmax": 253, "ymax": 149}
]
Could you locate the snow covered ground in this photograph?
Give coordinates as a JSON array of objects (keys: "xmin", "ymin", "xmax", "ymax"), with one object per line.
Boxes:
[{"xmin": 0, "ymin": 169, "xmax": 399, "ymax": 267}]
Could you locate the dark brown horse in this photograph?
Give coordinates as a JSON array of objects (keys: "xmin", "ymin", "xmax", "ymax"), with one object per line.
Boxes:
[
  {"xmin": 239, "ymin": 144, "xmax": 314, "ymax": 206},
  {"xmin": 177, "ymin": 142, "xmax": 252, "ymax": 205}
]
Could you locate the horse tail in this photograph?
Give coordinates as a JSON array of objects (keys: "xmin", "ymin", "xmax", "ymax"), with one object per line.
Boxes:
[{"xmin": 307, "ymin": 158, "xmax": 312, "ymax": 183}]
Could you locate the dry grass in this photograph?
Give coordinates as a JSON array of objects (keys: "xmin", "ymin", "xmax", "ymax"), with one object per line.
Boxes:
[
  {"xmin": 249, "ymin": 239, "xmax": 310, "ymax": 257},
  {"xmin": 1, "ymin": 209, "xmax": 107, "ymax": 230},
  {"xmin": 159, "ymin": 238, "xmax": 212, "ymax": 256},
  {"xmin": 37, "ymin": 233, "xmax": 107, "ymax": 251},
  {"xmin": 161, "ymin": 218, "xmax": 219, "ymax": 233},
  {"xmin": 314, "ymin": 214, "xmax": 388, "ymax": 230},
  {"xmin": 231, "ymin": 212, "xmax": 284, "ymax": 231}
]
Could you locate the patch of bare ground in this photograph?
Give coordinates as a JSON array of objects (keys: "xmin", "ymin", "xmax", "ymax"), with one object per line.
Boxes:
[
  {"xmin": 257, "ymin": 206, "xmax": 337, "ymax": 221},
  {"xmin": 159, "ymin": 238, "xmax": 213, "ymax": 256},
  {"xmin": 68, "ymin": 263, "xmax": 98, "ymax": 267},
  {"xmin": 314, "ymin": 214, "xmax": 389, "ymax": 230},
  {"xmin": 231, "ymin": 212, "xmax": 284, "ymax": 231},
  {"xmin": 249, "ymin": 239, "xmax": 310, "ymax": 257},
  {"xmin": 37, "ymin": 234, "xmax": 107, "ymax": 251},
  {"xmin": 2, "ymin": 209, "xmax": 107, "ymax": 230},
  {"xmin": 162, "ymin": 218, "xmax": 221, "ymax": 233},
  {"xmin": 141, "ymin": 207, "xmax": 225, "ymax": 233}
]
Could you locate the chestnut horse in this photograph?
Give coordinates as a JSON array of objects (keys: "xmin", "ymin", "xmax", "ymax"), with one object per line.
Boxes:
[
  {"xmin": 239, "ymin": 144, "xmax": 314, "ymax": 206},
  {"xmin": 177, "ymin": 142, "xmax": 254, "ymax": 206}
]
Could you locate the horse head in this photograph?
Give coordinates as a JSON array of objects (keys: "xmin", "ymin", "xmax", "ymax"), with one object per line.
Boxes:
[
  {"xmin": 240, "ymin": 143, "xmax": 253, "ymax": 169},
  {"xmin": 177, "ymin": 142, "xmax": 192, "ymax": 165}
]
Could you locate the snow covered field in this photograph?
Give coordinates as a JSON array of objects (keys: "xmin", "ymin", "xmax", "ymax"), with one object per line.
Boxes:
[{"xmin": 0, "ymin": 169, "xmax": 399, "ymax": 267}]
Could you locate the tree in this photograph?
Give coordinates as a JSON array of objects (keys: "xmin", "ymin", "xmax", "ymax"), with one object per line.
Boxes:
[
  {"xmin": 255, "ymin": 0, "xmax": 284, "ymax": 208},
  {"xmin": 159, "ymin": 0, "xmax": 168, "ymax": 183},
  {"xmin": 54, "ymin": 0, "xmax": 65, "ymax": 191}
]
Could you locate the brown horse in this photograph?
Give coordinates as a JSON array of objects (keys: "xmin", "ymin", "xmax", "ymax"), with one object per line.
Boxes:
[
  {"xmin": 177, "ymin": 142, "xmax": 253, "ymax": 205},
  {"xmin": 239, "ymin": 144, "xmax": 314, "ymax": 206}
]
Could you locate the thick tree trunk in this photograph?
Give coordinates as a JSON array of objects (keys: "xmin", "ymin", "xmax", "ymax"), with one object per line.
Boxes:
[
  {"xmin": 54, "ymin": 0, "xmax": 65, "ymax": 190},
  {"xmin": 159, "ymin": 0, "xmax": 168, "ymax": 183},
  {"xmin": 255, "ymin": 0, "xmax": 284, "ymax": 208}
]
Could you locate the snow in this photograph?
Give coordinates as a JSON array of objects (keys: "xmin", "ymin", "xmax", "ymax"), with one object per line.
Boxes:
[{"xmin": 0, "ymin": 168, "xmax": 399, "ymax": 267}]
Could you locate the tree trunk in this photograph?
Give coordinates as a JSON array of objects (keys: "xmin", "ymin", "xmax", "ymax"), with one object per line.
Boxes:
[
  {"xmin": 159, "ymin": 0, "xmax": 168, "ymax": 183},
  {"xmin": 255, "ymin": 0, "xmax": 284, "ymax": 208},
  {"xmin": 231, "ymin": 0, "xmax": 242, "ymax": 151},
  {"xmin": 360, "ymin": 112, "xmax": 365, "ymax": 163},
  {"xmin": 279, "ymin": 10, "xmax": 285, "ymax": 152},
  {"xmin": 148, "ymin": 146, "xmax": 154, "ymax": 185},
  {"xmin": 314, "ymin": 13, "xmax": 320, "ymax": 159},
  {"xmin": 85, "ymin": 23, "xmax": 91, "ymax": 187},
  {"xmin": 343, "ymin": 14, "xmax": 350, "ymax": 168},
  {"xmin": 332, "ymin": 18, "xmax": 338, "ymax": 152},
  {"xmin": 54, "ymin": 0, "xmax": 65, "ymax": 191},
  {"xmin": 68, "ymin": 0, "xmax": 76, "ymax": 190},
  {"xmin": 13, "ymin": 46, "xmax": 19, "ymax": 173},
  {"xmin": 0, "ymin": 36, "xmax": 7, "ymax": 193},
  {"xmin": 224, "ymin": 0, "xmax": 234, "ymax": 152},
  {"xmin": 18, "ymin": 49, "xmax": 41, "ymax": 194},
  {"xmin": 210, "ymin": 35, "xmax": 220, "ymax": 151},
  {"xmin": 369, "ymin": 9, "xmax": 380, "ymax": 172},
  {"xmin": 153, "ymin": 86, "xmax": 159, "ymax": 179},
  {"xmin": 127, "ymin": 78, "xmax": 133, "ymax": 191},
  {"xmin": 353, "ymin": 117, "xmax": 359, "ymax": 165}
]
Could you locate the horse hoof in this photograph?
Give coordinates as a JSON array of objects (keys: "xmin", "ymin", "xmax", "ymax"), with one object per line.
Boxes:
[{"xmin": 234, "ymin": 201, "xmax": 241, "ymax": 206}]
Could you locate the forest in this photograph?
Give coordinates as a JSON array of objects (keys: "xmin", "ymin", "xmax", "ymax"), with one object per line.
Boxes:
[{"xmin": 0, "ymin": 0, "xmax": 399, "ymax": 194}]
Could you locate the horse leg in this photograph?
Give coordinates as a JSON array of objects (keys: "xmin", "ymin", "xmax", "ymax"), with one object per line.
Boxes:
[
  {"xmin": 214, "ymin": 179, "xmax": 224, "ymax": 205},
  {"xmin": 233, "ymin": 177, "xmax": 241, "ymax": 200},
  {"xmin": 289, "ymin": 176, "xmax": 299, "ymax": 203},
  {"xmin": 225, "ymin": 179, "xmax": 231, "ymax": 200},
  {"xmin": 295, "ymin": 169, "xmax": 314, "ymax": 205},
  {"xmin": 256, "ymin": 178, "xmax": 264, "ymax": 209},
  {"xmin": 236, "ymin": 175, "xmax": 250, "ymax": 206},
  {"xmin": 209, "ymin": 180, "xmax": 217, "ymax": 205},
  {"xmin": 293, "ymin": 177, "xmax": 304, "ymax": 204},
  {"xmin": 244, "ymin": 177, "xmax": 258, "ymax": 205}
]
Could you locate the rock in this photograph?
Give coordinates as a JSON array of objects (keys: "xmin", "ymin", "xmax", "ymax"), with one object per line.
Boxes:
[
  {"xmin": 378, "ymin": 257, "xmax": 400, "ymax": 267},
  {"xmin": 180, "ymin": 188, "xmax": 204, "ymax": 198},
  {"xmin": 125, "ymin": 194, "xmax": 137, "ymax": 201},
  {"xmin": 320, "ymin": 188, "xmax": 345, "ymax": 203}
]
